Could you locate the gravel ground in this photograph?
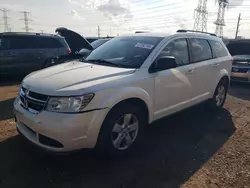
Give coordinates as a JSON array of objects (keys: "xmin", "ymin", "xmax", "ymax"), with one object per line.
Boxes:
[{"xmin": 0, "ymin": 80, "xmax": 249, "ymax": 188}]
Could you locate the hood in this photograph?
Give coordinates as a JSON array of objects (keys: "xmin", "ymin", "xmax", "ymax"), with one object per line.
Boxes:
[
  {"xmin": 227, "ymin": 41, "xmax": 250, "ymax": 56},
  {"xmin": 23, "ymin": 61, "xmax": 135, "ymax": 96},
  {"xmin": 233, "ymin": 55, "xmax": 250, "ymax": 61},
  {"xmin": 55, "ymin": 27, "xmax": 94, "ymax": 53}
]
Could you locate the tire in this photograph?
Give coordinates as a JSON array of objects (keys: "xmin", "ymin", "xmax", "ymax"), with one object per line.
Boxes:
[
  {"xmin": 209, "ymin": 78, "xmax": 229, "ymax": 109},
  {"xmin": 96, "ymin": 103, "xmax": 146, "ymax": 156}
]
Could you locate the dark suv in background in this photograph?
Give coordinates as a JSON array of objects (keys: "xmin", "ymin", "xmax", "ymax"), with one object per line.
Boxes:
[{"xmin": 0, "ymin": 32, "xmax": 71, "ymax": 75}]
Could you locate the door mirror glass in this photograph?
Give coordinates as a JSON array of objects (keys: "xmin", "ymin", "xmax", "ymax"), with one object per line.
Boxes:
[{"xmin": 154, "ymin": 56, "xmax": 177, "ymax": 72}]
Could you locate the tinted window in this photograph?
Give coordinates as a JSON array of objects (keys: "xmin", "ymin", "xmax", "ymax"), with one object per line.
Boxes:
[
  {"xmin": 209, "ymin": 40, "xmax": 228, "ymax": 58},
  {"xmin": 91, "ymin": 39, "xmax": 109, "ymax": 49},
  {"xmin": 157, "ymin": 38, "xmax": 189, "ymax": 66},
  {"xmin": 86, "ymin": 36, "xmax": 163, "ymax": 68},
  {"xmin": 0, "ymin": 36, "xmax": 62, "ymax": 50},
  {"xmin": 0, "ymin": 37, "xmax": 11, "ymax": 50},
  {"xmin": 40, "ymin": 37, "xmax": 63, "ymax": 48},
  {"xmin": 190, "ymin": 38, "xmax": 212, "ymax": 62}
]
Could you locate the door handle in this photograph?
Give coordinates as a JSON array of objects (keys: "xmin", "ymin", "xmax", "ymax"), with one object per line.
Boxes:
[
  {"xmin": 186, "ymin": 68, "xmax": 195, "ymax": 74},
  {"xmin": 38, "ymin": 52, "xmax": 43, "ymax": 54},
  {"xmin": 213, "ymin": 63, "xmax": 220, "ymax": 67}
]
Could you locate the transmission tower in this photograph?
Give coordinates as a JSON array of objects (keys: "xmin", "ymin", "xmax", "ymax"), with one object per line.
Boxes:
[
  {"xmin": 193, "ymin": 0, "xmax": 208, "ymax": 32},
  {"xmin": 0, "ymin": 8, "xmax": 10, "ymax": 32},
  {"xmin": 20, "ymin": 11, "xmax": 32, "ymax": 32},
  {"xmin": 214, "ymin": 0, "xmax": 229, "ymax": 37}
]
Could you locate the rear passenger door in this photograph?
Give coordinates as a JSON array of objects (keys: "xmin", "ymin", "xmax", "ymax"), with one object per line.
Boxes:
[{"xmin": 188, "ymin": 38, "xmax": 215, "ymax": 101}]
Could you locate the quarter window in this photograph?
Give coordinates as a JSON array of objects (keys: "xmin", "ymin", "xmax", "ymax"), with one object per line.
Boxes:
[
  {"xmin": 190, "ymin": 38, "xmax": 212, "ymax": 62},
  {"xmin": 157, "ymin": 38, "xmax": 189, "ymax": 66},
  {"xmin": 209, "ymin": 40, "xmax": 228, "ymax": 58}
]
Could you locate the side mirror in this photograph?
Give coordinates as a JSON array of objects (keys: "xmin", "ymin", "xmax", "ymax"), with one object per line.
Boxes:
[{"xmin": 152, "ymin": 56, "xmax": 177, "ymax": 72}]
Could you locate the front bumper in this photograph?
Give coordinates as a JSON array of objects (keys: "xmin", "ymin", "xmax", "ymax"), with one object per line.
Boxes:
[
  {"xmin": 14, "ymin": 98, "xmax": 109, "ymax": 152},
  {"xmin": 231, "ymin": 72, "xmax": 250, "ymax": 83}
]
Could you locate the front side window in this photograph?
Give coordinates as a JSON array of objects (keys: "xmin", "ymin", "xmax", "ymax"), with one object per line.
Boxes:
[
  {"xmin": 86, "ymin": 36, "xmax": 163, "ymax": 68},
  {"xmin": 190, "ymin": 38, "xmax": 212, "ymax": 62},
  {"xmin": 157, "ymin": 38, "xmax": 189, "ymax": 66},
  {"xmin": 209, "ymin": 40, "xmax": 228, "ymax": 58}
]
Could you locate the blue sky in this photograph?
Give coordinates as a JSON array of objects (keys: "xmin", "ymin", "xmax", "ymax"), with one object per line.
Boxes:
[{"xmin": 0, "ymin": 0, "xmax": 249, "ymax": 38}]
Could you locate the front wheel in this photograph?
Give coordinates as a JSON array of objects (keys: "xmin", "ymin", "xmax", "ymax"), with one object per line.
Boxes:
[{"xmin": 96, "ymin": 104, "xmax": 145, "ymax": 155}]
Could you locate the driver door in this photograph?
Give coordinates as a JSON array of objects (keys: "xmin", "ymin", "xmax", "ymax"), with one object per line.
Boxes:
[{"xmin": 152, "ymin": 38, "xmax": 197, "ymax": 120}]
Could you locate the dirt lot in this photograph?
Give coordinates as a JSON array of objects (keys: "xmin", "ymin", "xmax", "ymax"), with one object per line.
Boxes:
[{"xmin": 0, "ymin": 80, "xmax": 249, "ymax": 188}]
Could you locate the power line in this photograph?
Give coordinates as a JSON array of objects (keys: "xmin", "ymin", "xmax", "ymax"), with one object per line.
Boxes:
[
  {"xmin": 0, "ymin": 8, "xmax": 10, "ymax": 32},
  {"xmin": 20, "ymin": 11, "xmax": 32, "ymax": 32}
]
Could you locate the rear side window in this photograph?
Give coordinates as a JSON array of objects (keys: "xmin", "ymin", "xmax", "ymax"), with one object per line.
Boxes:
[
  {"xmin": 0, "ymin": 37, "xmax": 11, "ymax": 50},
  {"xmin": 40, "ymin": 37, "xmax": 63, "ymax": 48},
  {"xmin": 0, "ymin": 36, "xmax": 63, "ymax": 50},
  {"xmin": 209, "ymin": 40, "xmax": 228, "ymax": 58},
  {"xmin": 190, "ymin": 38, "xmax": 212, "ymax": 62}
]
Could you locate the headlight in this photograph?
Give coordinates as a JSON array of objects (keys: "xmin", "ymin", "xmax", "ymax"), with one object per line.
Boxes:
[{"xmin": 46, "ymin": 93, "xmax": 94, "ymax": 113}]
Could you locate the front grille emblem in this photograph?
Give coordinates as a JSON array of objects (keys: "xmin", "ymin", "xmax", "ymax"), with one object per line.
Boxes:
[
  {"xmin": 23, "ymin": 89, "xmax": 29, "ymax": 109},
  {"xmin": 233, "ymin": 68, "xmax": 238, "ymax": 72}
]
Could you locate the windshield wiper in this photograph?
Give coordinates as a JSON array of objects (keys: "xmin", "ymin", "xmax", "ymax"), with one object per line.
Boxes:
[{"xmin": 87, "ymin": 59, "xmax": 123, "ymax": 68}]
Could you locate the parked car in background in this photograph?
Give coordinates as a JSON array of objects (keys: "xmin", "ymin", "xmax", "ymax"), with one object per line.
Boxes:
[
  {"xmin": 0, "ymin": 32, "xmax": 70, "ymax": 75},
  {"xmin": 78, "ymin": 38, "xmax": 111, "ymax": 58},
  {"xmin": 227, "ymin": 39, "xmax": 250, "ymax": 83},
  {"xmin": 14, "ymin": 30, "xmax": 232, "ymax": 155}
]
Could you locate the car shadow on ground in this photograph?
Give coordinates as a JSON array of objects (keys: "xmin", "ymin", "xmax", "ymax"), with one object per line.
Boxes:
[
  {"xmin": 0, "ymin": 104, "xmax": 235, "ymax": 188},
  {"xmin": 0, "ymin": 98, "xmax": 15, "ymax": 120},
  {"xmin": 229, "ymin": 82, "xmax": 250, "ymax": 101}
]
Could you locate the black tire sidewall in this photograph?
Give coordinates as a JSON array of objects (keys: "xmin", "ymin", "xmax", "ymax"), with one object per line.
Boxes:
[
  {"xmin": 96, "ymin": 104, "xmax": 145, "ymax": 155},
  {"xmin": 211, "ymin": 79, "xmax": 228, "ymax": 108}
]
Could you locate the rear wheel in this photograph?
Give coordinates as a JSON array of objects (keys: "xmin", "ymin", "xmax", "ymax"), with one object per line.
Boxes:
[
  {"xmin": 96, "ymin": 104, "xmax": 145, "ymax": 155},
  {"xmin": 210, "ymin": 78, "xmax": 229, "ymax": 109}
]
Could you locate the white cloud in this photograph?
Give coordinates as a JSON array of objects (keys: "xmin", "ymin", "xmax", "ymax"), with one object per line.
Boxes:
[{"xmin": 69, "ymin": 9, "xmax": 85, "ymax": 21}]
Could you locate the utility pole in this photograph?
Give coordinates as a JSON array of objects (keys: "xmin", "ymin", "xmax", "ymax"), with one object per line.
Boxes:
[
  {"xmin": 235, "ymin": 13, "xmax": 241, "ymax": 39},
  {"xmin": 20, "ymin": 11, "xmax": 32, "ymax": 32},
  {"xmin": 0, "ymin": 8, "xmax": 10, "ymax": 32},
  {"xmin": 97, "ymin": 25, "xmax": 101, "ymax": 38},
  {"xmin": 193, "ymin": 0, "xmax": 208, "ymax": 32}
]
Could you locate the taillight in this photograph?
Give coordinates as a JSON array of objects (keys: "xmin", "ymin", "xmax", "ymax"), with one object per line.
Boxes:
[
  {"xmin": 232, "ymin": 58, "xmax": 235, "ymax": 63},
  {"xmin": 67, "ymin": 49, "xmax": 71, "ymax": 54}
]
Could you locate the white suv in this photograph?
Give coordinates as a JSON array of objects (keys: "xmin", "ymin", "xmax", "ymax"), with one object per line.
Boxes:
[{"xmin": 14, "ymin": 30, "xmax": 232, "ymax": 154}]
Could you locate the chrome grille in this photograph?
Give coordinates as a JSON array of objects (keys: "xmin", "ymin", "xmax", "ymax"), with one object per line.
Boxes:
[{"xmin": 19, "ymin": 86, "xmax": 49, "ymax": 113}]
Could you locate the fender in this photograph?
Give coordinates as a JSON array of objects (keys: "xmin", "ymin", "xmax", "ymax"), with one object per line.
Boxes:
[
  {"xmin": 213, "ymin": 68, "xmax": 230, "ymax": 94},
  {"xmin": 99, "ymin": 86, "xmax": 154, "ymax": 123}
]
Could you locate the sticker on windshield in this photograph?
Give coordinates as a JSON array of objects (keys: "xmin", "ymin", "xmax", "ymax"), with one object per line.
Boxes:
[{"xmin": 135, "ymin": 43, "xmax": 154, "ymax": 50}]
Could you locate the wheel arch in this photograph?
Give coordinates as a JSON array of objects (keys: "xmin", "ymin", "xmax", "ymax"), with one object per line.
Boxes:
[{"xmin": 100, "ymin": 87, "xmax": 153, "ymax": 124}]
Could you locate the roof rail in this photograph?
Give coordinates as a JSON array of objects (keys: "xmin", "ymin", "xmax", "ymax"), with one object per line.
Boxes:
[
  {"xmin": 135, "ymin": 31, "xmax": 149, "ymax": 34},
  {"xmin": 1, "ymin": 32, "xmax": 57, "ymax": 37},
  {"xmin": 176, "ymin": 29, "xmax": 217, "ymax": 37}
]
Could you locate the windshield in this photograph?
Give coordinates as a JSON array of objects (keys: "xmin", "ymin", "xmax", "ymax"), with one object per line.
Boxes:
[
  {"xmin": 91, "ymin": 39, "xmax": 109, "ymax": 49},
  {"xmin": 227, "ymin": 41, "xmax": 250, "ymax": 56},
  {"xmin": 86, "ymin": 36, "xmax": 163, "ymax": 68}
]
